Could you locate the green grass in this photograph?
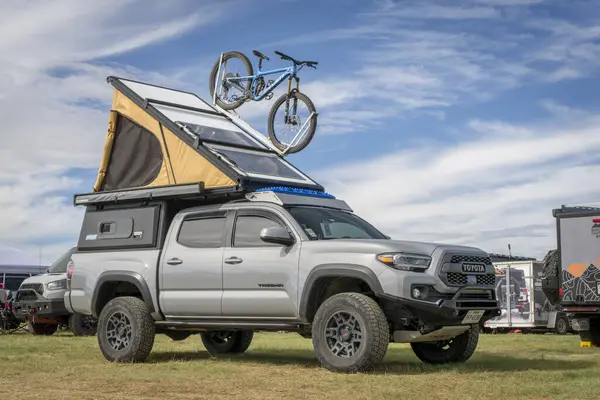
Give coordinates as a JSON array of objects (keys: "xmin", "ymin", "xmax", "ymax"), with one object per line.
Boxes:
[{"xmin": 0, "ymin": 331, "xmax": 599, "ymax": 399}]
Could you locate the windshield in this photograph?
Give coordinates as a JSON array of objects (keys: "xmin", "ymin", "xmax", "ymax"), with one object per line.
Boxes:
[
  {"xmin": 286, "ymin": 207, "xmax": 387, "ymax": 240},
  {"xmin": 47, "ymin": 248, "xmax": 75, "ymax": 274}
]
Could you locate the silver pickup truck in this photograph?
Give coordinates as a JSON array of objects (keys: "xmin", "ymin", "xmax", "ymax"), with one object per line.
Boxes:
[{"xmin": 65, "ymin": 187, "xmax": 500, "ymax": 373}]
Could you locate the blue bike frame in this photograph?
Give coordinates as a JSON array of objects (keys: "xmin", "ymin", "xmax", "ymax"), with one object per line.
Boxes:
[{"xmin": 225, "ymin": 63, "xmax": 299, "ymax": 101}]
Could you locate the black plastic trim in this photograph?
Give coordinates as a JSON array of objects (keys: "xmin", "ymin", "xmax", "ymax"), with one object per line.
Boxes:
[
  {"xmin": 299, "ymin": 264, "xmax": 384, "ymax": 320},
  {"xmin": 377, "ymin": 291, "xmax": 500, "ymax": 327},
  {"xmin": 91, "ymin": 271, "xmax": 156, "ymax": 317}
]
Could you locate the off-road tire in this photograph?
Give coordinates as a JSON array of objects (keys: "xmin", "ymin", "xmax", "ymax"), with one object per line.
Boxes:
[
  {"xmin": 27, "ymin": 322, "xmax": 57, "ymax": 335},
  {"xmin": 554, "ymin": 314, "xmax": 569, "ymax": 335},
  {"xmin": 200, "ymin": 330, "xmax": 254, "ymax": 355},
  {"xmin": 267, "ymin": 91, "xmax": 317, "ymax": 154},
  {"xmin": 411, "ymin": 326, "xmax": 479, "ymax": 364},
  {"xmin": 542, "ymin": 249, "xmax": 559, "ymax": 279},
  {"xmin": 208, "ymin": 51, "xmax": 254, "ymax": 111},
  {"xmin": 312, "ymin": 292, "xmax": 389, "ymax": 373},
  {"xmin": 97, "ymin": 296, "xmax": 155, "ymax": 363},
  {"xmin": 69, "ymin": 313, "xmax": 98, "ymax": 336}
]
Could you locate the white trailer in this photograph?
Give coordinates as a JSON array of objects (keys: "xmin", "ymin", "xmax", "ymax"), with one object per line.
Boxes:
[{"xmin": 484, "ymin": 260, "xmax": 570, "ymax": 334}]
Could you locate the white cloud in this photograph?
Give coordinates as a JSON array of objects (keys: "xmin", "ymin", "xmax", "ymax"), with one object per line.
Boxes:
[
  {"xmin": 312, "ymin": 106, "xmax": 600, "ymax": 259},
  {"xmin": 0, "ymin": 0, "xmax": 236, "ymax": 261}
]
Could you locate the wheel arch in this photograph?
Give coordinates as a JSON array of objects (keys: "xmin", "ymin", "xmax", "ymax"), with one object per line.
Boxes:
[
  {"xmin": 299, "ymin": 264, "xmax": 384, "ymax": 323},
  {"xmin": 91, "ymin": 271, "xmax": 155, "ymax": 318}
]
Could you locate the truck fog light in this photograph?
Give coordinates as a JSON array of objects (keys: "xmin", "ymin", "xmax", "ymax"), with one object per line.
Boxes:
[{"xmin": 412, "ymin": 288, "xmax": 422, "ymax": 298}]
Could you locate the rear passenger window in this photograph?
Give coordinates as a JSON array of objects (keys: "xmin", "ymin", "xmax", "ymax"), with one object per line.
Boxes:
[
  {"xmin": 234, "ymin": 215, "xmax": 282, "ymax": 247},
  {"xmin": 178, "ymin": 217, "xmax": 226, "ymax": 248}
]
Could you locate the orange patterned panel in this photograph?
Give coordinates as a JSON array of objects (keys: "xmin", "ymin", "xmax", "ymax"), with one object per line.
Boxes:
[{"xmin": 568, "ymin": 263, "xmax": 587, "ymax": 277}]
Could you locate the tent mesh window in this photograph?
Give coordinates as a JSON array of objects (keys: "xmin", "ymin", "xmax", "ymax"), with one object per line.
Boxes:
[{"xmin": 102, "ymin": 114, "xmax": 164, "ymax": 191}]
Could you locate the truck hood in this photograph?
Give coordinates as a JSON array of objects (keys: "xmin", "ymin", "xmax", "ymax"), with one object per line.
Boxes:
[
  {"xmin": 20, "ymin": 273, "xmax": 66, "ymax": 286},
  {"xmin": 301, "ymin": 238, "xmax": 485, "ymax": 257}
]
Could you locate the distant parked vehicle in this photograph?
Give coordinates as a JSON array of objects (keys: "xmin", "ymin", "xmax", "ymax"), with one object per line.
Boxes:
[{"xmin": 12, "ymin": 247, "xmax": 97, "ymax": 336}]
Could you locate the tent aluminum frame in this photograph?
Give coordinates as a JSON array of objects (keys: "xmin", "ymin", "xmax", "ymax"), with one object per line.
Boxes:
[{"xmin": 106, "ymin": 76, "xmax": 324, "ymax": 193}]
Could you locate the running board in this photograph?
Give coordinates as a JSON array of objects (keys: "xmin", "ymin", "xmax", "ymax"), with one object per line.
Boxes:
[
  {"xmin": 156, "ymin": 319, "xmax": 304, "ymax": 331},
  {"xmin": 391, "ymin": 326, "xmax": 470, "ymax": 343}
]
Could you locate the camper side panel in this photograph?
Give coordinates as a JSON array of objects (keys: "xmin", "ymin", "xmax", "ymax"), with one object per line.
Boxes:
[
  {"xmin": 77, "ymin": 203, "xmax": 162, "ymax": 251},
  {"xmin": 559, "ymin": 214, "xmax": 600, "ymax": 304}
]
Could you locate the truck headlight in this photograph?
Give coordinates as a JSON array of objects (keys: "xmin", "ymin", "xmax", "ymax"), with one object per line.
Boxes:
[
  {"xmin": 47, "ymin": 279, "xmax": 67, "ymax": 291},
  {"xmin": 377, "ymin": 253, "xmax": 431, "ymax": 272}
]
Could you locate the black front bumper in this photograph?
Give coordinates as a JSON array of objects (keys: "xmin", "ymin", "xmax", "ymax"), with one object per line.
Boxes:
[
  {"xmin": 13, "ymin": 290, "xmax": 68, "ymax": 320},
  {"xmin": 378, "ymin": 286, "xmax": 501, "ymax": 328}
]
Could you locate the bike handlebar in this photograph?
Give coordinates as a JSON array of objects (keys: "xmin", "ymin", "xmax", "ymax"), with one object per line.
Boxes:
[{"xmin": 274, "ymin": 50, "xmax": 318, "ymax": 68}]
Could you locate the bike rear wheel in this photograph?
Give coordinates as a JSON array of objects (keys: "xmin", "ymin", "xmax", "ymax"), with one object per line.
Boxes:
[
  {"xmin": 267, "ymin": 91, "xmax": 317, "ymax": 154},
  {"xmin": 209, "ymin": 51, "xmax": 254, "ymax": 111}
]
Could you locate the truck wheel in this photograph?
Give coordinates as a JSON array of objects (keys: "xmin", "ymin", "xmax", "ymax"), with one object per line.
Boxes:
[
  {"xmin": 200, "ymin": 330, "xmax": 253, "ymax": 354},
  {"xmin": 411, "ymin": 326, "xmax": 479, "ymax": 364},
  {"xmin": 554, "ymin": 314, "xmax": 569, "ymax": 335},
  {"xmin": 311, "ymin": 292, "xmax": 389, "ymax": 373},
  {"xmin": 97, "ymin": 296, "xmax": 155, "ymax": 363},
  {"xmin": 69, "ymin": 313, "xmax": 98, "ymax": 336},
  {"xmin": 27, "ymin": 322, "xmax": 57, "ymax": 336}
]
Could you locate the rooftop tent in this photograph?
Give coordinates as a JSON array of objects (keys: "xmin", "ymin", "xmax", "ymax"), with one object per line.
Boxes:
[{"xmin": 92, "ymin": 76, "xmax": 323, "ymax": 196}]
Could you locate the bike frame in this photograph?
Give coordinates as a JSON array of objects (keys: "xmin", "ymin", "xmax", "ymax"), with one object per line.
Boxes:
[{"xmin": 224, "ymin": 62, "xmax": 300, "ymax": 101}]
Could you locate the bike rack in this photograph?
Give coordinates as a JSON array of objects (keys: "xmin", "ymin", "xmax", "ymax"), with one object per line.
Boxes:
[{"xmin": 211, "ymin": 52, "xmax": 317, "ymax": 157}]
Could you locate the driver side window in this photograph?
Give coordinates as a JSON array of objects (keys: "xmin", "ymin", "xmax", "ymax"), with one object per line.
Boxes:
[{"xmin": 234, "ymin": 215, "xmax": 284, "ymax": 247}]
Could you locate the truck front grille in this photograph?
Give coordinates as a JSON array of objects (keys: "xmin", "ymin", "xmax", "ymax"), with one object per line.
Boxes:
[
  {"xmin": 450, "ymin": 255, "xmax": 492, "ymax": 265},
  {"xmin": 447, "ymin": 272, "xmax": 496, "ymax": 286},
  {"xmin": 20, "ymin": 283, "xmax": 43, "ymax": 295}
]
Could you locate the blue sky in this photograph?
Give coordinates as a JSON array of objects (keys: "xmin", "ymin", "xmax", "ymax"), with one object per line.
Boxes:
[{"xmin": 2, "ymin": 0, "xmax": 600, "ymax": 263}]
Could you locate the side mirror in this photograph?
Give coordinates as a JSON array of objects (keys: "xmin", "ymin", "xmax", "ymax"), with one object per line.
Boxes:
[{"xmin": 260, "ymin": 226, "xmax": 295, "ymax": 246}]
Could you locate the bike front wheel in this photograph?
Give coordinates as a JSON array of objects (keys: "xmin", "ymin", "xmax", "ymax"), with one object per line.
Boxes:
[
  {"xmin": 209, "ymin": 51, "xmax": 254, "ymax": 111},
  {"xmin": 267, "ymin": 91, "xmax": 317, "ymax": 154}
]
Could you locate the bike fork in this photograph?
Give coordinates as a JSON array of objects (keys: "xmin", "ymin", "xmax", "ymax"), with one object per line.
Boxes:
[{"xmin": 284, "ymin": 77, "xmax": 300, "ymax": 124}]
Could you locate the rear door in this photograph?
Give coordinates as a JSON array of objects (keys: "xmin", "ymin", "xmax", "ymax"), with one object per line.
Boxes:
[
  {"xmin": 159, "ymin": 210, "xmax": 229, "ymax": 317},
  {"xmin": 221, "ymin": 208, "xmax": 301, "ymax": 318}
]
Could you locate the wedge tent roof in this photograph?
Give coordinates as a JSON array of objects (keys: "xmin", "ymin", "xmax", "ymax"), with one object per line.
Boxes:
[{"xmin": 91, "ymin": 76, "xmax": 323, "ymax": 199}]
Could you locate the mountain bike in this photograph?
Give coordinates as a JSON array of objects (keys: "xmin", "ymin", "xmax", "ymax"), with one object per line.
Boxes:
[{"xmin": 209, "ymin": 50, "xmax": 318, "ymax": 154}]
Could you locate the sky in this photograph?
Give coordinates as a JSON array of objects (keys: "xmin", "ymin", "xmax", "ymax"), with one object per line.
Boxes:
[{"xmin": 2, "ymin": 0, "xmax": 600, "ymax": 263}]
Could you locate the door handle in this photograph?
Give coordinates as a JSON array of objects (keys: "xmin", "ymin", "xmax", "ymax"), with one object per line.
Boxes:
[
  {"xmin": 167, "ymin": 258, "xmax": 183, "ymax": 265},
  {"xmin": 225, "ymin": 257, "xmax": 243, "ymax": 265}
]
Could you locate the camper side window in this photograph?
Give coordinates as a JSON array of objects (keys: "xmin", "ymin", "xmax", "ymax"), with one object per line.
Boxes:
[{"xmin": 177, "ymin": 216, "xmax": 226, "ymax": 248}]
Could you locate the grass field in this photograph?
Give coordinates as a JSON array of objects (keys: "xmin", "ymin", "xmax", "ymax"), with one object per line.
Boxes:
[{"xmin": 0, "ymin": 331, "xmax": 598, "ymax": 399}]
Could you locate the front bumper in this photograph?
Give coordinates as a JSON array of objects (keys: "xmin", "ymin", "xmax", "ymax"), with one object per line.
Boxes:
[
  {"xmin": 378, "ymin": 286, "xmax": 501, "ymax": 328},
  {"xmin": 12, "ymin": 290, "xmax": 69, "ymax": 320}
]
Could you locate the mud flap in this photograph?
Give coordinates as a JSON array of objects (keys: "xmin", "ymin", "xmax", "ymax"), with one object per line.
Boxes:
[{"xmin": 547, "ymin": 311, "xmax": 557, "ymax": 329}]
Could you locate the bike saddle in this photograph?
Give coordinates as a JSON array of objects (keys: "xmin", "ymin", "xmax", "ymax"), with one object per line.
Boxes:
[{"xmin": 252, "ymin": 50, "xmax": 269, "ymax": 61}]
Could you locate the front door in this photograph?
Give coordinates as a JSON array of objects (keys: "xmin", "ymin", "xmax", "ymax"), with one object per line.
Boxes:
[
  {"xmin": 159, "ymin": 210, "xmax": 228, "ymax": 318},
  {"xmin": 222, "ymin": 209, "xmax": 300, "ymax": 318}
]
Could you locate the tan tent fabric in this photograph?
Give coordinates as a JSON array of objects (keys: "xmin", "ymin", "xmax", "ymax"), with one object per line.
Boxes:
[
  {"xmin": 93, "ymin": 110, "xmax": 118, "ymax": 192},
  {"xmin": 94, "ymin": 89, "xmax": 236, "ymax": 192}
]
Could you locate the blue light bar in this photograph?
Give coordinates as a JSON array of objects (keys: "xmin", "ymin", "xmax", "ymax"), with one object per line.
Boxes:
[{"xmin": 256, "ymin": 186, "xmax": 335, "ymax": 199}]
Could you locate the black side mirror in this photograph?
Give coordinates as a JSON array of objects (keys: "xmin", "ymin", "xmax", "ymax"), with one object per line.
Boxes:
[{"xmin": 260, "ymin": 226, "xmax": 295, "ymax": 246}]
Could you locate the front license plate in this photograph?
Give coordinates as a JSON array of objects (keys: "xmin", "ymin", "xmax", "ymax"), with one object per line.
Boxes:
[{"xmin": 461, "ymin": 310, "xmax": 485, "ymax": 324}]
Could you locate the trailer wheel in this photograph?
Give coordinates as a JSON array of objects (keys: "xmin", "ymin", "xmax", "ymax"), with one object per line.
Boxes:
[{"xmin": 553, "ymin": 314, "xmax": 569, "ymax": 335}]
